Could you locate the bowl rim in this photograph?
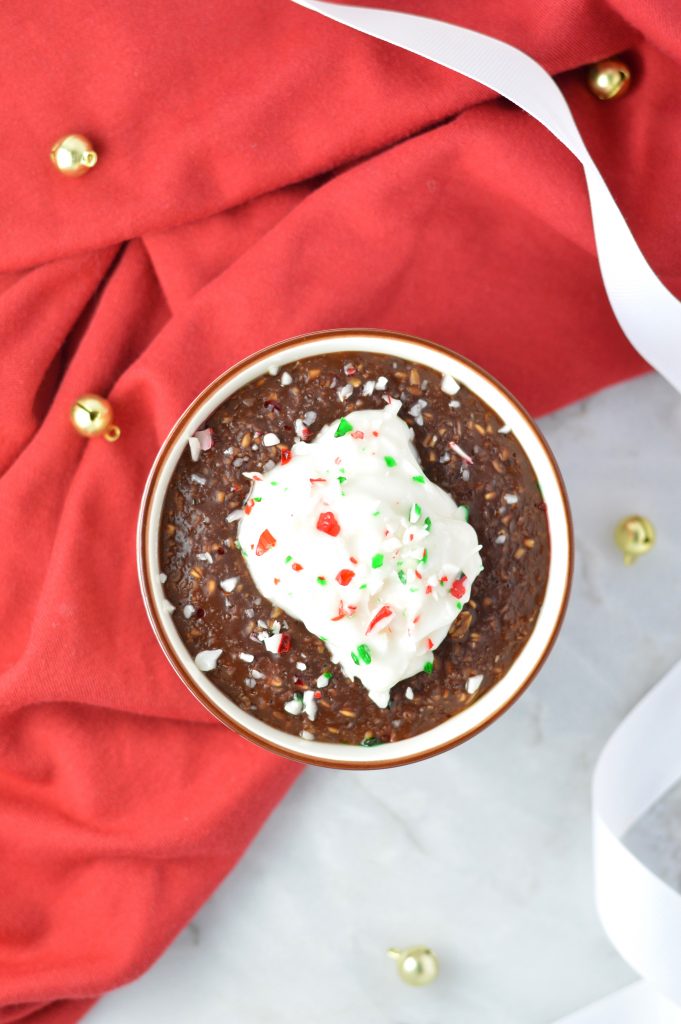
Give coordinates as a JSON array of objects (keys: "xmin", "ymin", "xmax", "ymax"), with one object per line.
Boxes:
[{"xmin": 138, "ymin": 328, "xmax": 573, "ymax": 769}]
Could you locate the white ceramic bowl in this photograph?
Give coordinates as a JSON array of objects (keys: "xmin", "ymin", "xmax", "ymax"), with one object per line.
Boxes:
[{"xmin": 138, "ymin": 329, "xmax": 572, "ymax": 769}]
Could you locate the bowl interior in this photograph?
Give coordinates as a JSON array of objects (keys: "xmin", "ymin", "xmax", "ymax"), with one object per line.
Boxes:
[{"xmin": 138, "ymin": 331, "xmax": 572, "ymax": 768}]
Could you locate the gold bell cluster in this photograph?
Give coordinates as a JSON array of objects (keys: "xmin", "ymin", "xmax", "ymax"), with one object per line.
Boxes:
[
  {"xmin": 586, "ymin": 59, "xmax": 632, "ymax": 101},
  {"xmin": 70, "ymin": 395, "xmax": 121, "ymax": 442},
  {"xmin": 387, "ymin": 946, "xmax": 439, "ymax": 986},
  {"xmin": 51, "ymin": 134, "xmax": 98, "ymax": 177},
  {"xmin": 614, "ymin": 515, "xmax": 655, "ymax": 565}
]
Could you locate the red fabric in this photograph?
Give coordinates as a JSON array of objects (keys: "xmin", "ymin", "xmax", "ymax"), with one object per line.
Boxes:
[{"xmin": 1, "ymin": 0, "xmax": 679, "ymax": 1020}]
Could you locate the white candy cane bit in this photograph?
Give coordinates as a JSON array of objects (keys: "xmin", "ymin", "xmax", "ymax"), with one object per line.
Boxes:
[
  {"xmin": 337, "ymin": 383, "xmax": 353, "ymax": 401},
  {"xmin": 158, "ymin": 572, "xmax": 167, "ymax": 584},
  {"xmin": 441, "ymin": 373, "xmax": 460, "ymax": 395},
  {"xmin": 284, "ymin": 696, "xmax": 304, "ymax": 716},
  {"xmin": 495, "ymin": 533, "xmax": 507, "ymax": 545},
  {"xmin": 405, "ymin": 686, "xmax": 415, "ymax": 700},
  {"xmin": 242, "ymin": 471, "xmax": 263, "ymax": 481},
  {"xmin": 195, "ymin": 428, "xmax": 214, "ymax": 451},
  {"xmin": 238, "ymin": 652, "xmax": 255, "ymax": 663},
  {"xmin": 303, "ymin": 690, "xmax": 319, "ymax": 721},
  {"xmin": 294, "ymin": 418, "xmax": 311, "ymax": 440},
  {"xmin": 300, "ymin": 730, "xmax": 315, "ymax": 740},
  {"xmin": 196, "ymin": 552, "xmax": 213, "ymax": 563},
  {"xmin": 375, "ymin": 376, "xmax": 388, "ymax": 390},
  {"xmin": 303, "ymin": 410, "xmax": 317, "ymax": 426},
  {"xmin": 504, "ymin": 493, "xmax": 519, "ymax": 505},
  {"xmin": 262, "ymin": 432, "xmax": 281, "ymax": 447},
  {"xmin": 250, "ymin": 668, "xmax": 265, "ymax": 680},
  {"xmin": 450, "ymin": 442, "xmax": 474, "ymax": 464},
  {"xmin": 316, "ymin": 673, "xmax": 331, "ymax": 688},
  {"xmin": 448, "ymin": 399, "xmax": 461, "ymax": 408},
  {"xmin": 226, "ymin": 509, "xmax": 243, "ymax": 523},
  {"xmin": 280, "ymin": 371, "xmax": 293, "ymax": 386},
  {"xmin": 220, "ymin": 576, "xmax": 239, "ymax": 593},
  {"xmin": 466, "ymin": 674, "xmax": 484, "ymax": 695},
  {"xmin": 195, "ymin": 649, "xmax": 222, "ymax": 672},
  {"xmin": 362, "ymin": 380, "xmax": 376, "ymax": 396},
  {"xmin": 183, "ymin": 604, "xmax": 195, "ymax": 618},
  {"xmin": 498, "ymin": 424, "xmax": 512, "ymax": 434},
  {"xmin": 190, "ymin": 474, "xmax": 207, "ymax": 485},
  {"xmin": 263, "ymin": 633, "xmax": 283, "ymax": 653},
  {"xmin": 296, "ymin": 661, "xmax": 307, "ymax": 672},
  {"xmin": 162, "ymin": 599, "xmax": 175, "ymax": 614},
  {"xmin": 187, "ymin": 436, "xmax": 201, "ymax": 461}
]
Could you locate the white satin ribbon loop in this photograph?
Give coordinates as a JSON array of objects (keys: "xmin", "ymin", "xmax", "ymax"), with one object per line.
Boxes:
[{"xmin": 293, "ymin": 0, "xmax": 681, "ymax": 392}]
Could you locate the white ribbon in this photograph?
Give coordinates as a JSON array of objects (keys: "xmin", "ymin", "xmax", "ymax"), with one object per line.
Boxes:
[{"xmin": 292, "ymin": 3, "xmax": 681, "ymax": 1020}]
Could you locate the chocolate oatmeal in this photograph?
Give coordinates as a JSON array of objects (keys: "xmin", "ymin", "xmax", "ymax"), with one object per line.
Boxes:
[{"xmin": 160, "ymin": 353, "xmax": 549, "ymax": 745}]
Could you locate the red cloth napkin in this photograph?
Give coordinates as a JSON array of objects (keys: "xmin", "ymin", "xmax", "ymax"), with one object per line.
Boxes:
[{"xmin": 1, "ymin": 0, "xmax": 679, "ymax": 1020}]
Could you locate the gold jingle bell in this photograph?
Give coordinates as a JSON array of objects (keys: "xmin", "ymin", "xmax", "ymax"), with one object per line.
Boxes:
[
  {"xmin": 50, "ymin": 134, "xmax": 98, "ymax": 177},
  {"xmin": 70, "ymin": 394, "xmax": 121, "ymax": 442},
  {"xmin": 614, "ymin": 515, "xmax": 655, "ymax": 565},
  {"xmin": 387, "ymin": 946, "xmax": 439, "ymax": 986},
  {"xmin": 586, "ymin": 60, "xmax": 632, "ymax": 101}
]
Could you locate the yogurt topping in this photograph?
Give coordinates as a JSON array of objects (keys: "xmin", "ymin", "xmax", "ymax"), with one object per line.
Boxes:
[{"xmin": 238, "ymin": 402, "xmax": 483, "ymax": 707}]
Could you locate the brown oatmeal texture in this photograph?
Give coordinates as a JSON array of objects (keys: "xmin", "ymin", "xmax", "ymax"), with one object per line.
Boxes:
[{"xmin": 160, "ymin": 353, "xmax": 549, "ymax": 746}]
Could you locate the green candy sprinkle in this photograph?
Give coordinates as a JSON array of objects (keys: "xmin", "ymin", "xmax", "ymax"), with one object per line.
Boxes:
[
  {"xmin": 409, "ymin": 503, "xmax": 422, "ymax": 523},
  {"xmin": 397, "ymin": 568, "xmax": 407, "ymax": 585},
  {"xmin": 371, "ymin": 553, "xmax": 384, "ymax": 569},
  {"xmin": 285, "ymin": 555, "xmax": 293, "ymax": 563},
  {"xmin": 319, "ymin": 635, "xmax": 328, "ymax": 643},
  {"xmin": 357, "ymin": 643, "xmax": 372, "ymax": 664},
  {"xmin": 323, "ymin": 671, "xmax": 332, "ymax": 679},
  {"xmin": 316, "ymin": 576, "xmax": 327, "ymax": 586},
  {"xmin": 423, "ymin": 661, "xmax": 434, "ymax": 674},
  {"xmin": 424, "ymin": 516, "xmax": 432, "ymax": 532},
  {"xmin": 335, "ymin": 418, "xmax": 353, "ymax": 437},
  {"xmin": 384, "ymin": 455, "xmax": 397, "ymax": 468},
  {"xmin": 412, "ymin": 474, "xmax": 425, "ymax": 484},
  {"xmin": 270, "ymin": 481, "xmax": 279, "ymax": 486},
  {"xmin": 338, "ymin": 475, "xmax": 347, "ymax": 484},
  {"xmin": 351, "ymin": 651, "xmax": 360, "ymax": 665},
  {"xmin": 419, "ymin": 549, "xmax": 428, "ymax": 565},
  {"xmin": 253, "ymin": 496, "xmax": 262, "ymax": 502},
  {"xmin": 359, "ymin": 583, "xmax": 368, "ymax": 590},
  {"xmin": 456, "ymin": 601, "xmax": 462, "ymax": 610},
  {"xmin": 372, "ymin": 509, "xmax": 380, "ymax": 517},
  {"xmin": 360, "ymin": 736, "xmax": 385, "ymax": 747}
]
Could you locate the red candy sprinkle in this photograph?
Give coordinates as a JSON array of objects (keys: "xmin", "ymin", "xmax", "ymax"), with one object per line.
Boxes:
[
  {"xmin": 292, "ymin": 562, "xmax": 303, "ymax": 572},
  {"xmin": 310, "ymin": 477, "xmax": 326, "ymax": 484},
  {"xmin": 449, "ymin": 575, "xmax": 467, "ymax": 599},
  {"xmin": 244, "ymin": 499, "xmax": 255, "ymax": 515},
  {"xmin": 425, "ymin": 585, "xmax": 433, "ymax": 594},
  {"xmin": 350, "ymin": 430, "xmax": 365, "ymax": 439},
  {"xmin": 280, "ymin": 448, "xmax": 292, "ymax": 465},
  {"xmin": 349, "ymin": 556, "xmax": 358, "ymax": 565},
  {"xmin": 331, "ymin": 601, "xmax": 348, "ymax": 621},
  {"xmin": 277, "ymin": 634, "xmax": 291, "ymax": 654},
  {"xmin": 366, "ymin": 605, "xmax": 394, "ymax": 634},
  {"xmin": 336, "ymin": 569, "xmax": 355, "ymax": 586},
  {"xmin": 317, "ymin": 511, "xmax": 340, "ymax": 537},
  {"xmin": 256, "ymin": 529, "xmax": 276, "ymax": 556},
  {"xmin": 426, "ymin": 638, "xmax": 434, "ymax": 650}
]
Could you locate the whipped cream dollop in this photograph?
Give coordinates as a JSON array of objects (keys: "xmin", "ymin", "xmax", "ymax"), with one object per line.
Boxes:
[{"xmin": 237, "ymin": 402, "xmax": 483, "ymax": 707}]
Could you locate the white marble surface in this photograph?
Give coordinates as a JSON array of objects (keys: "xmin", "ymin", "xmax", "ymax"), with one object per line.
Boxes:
[{"xmin": 87, "ymin": 373, "xmax": 681, "ymax": 1024}]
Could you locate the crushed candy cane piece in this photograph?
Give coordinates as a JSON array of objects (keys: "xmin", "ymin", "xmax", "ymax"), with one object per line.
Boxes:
[
  {"xmin": 238, "ymin": 652, "xmax": 255, "ymax": 663},
  {"xmin": 375, "ymin": 376, "xmax": 388, "ymax": 390},
  {"xmin": 362, "ymin": 380, "xmax": 376, "ymax": 396},
  {"xmin": 263, "ymin": 432, "xmax": 280, "ymax": 447},
  {"xmin": 183, "ymin": 604, "xmax": 195, "ymax": 618},
  {"xmin": 441, "ymin": 374, "xmax": 460, "ymax": 395},
  {"xmin": 466, "ymin": 673, "xmax": 484, "ymax": 695},
  {"xmin": 498, "ymin": 424, "xmax": 512, "ymax": 434},
  {"xmin": 450, "ymin": 442, "xmax": 474, "ymax": 464},
  {"xmin": 195, "ymin": 649, "xmax": 222, "ymax": 672},
  {"xmin": 337, "ymin": 383, "xmax": 353, "ymax": 401},
  {"xmin": 188, "ymin": 436, "xmax": 201, "ymax": 461},
  {"xmin": 504, "ymin": 493, "xmax": 519, "ymax": 505},
  {"xmin": 405, "ymin": 686, "xmax": 415, "ymax": 700},
  {"xmin": 302, "ymin": 690, "xmax": 318, "ymax": 720},
  {"xmin": 284, "ymin": 696, "xmax": 304, "ymax": 715},
  {"xmin": 220, "ymin": 576, "xmax": 239, "ymax": 593},
  {"xmin": 280, "ymin": 371, "xmax": 293, "ymax": 386},
  {"xmin": 158, "ymin": 572, "xmax": 167, "ymax": 584}
]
